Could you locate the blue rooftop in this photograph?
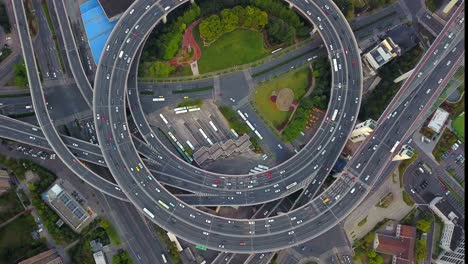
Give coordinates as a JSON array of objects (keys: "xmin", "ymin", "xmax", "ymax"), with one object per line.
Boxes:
[{"xmin": 80, "ymin": 0, "xmax": 117, "ymax": 64}]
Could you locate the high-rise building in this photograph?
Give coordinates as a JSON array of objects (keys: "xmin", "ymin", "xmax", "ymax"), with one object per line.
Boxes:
[{"xmin": 436, "ymin": 239, "xmax": 465, "ymax": 264}]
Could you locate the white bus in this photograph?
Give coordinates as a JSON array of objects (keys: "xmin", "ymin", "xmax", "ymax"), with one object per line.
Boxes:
[
  {"xmin": 271, "ymin": 48, "xmax": 283, "ymax": 54},
  {"xmin": 258, "ymin": 165, "xmax": 269, "ymax": 170},
  {"xmin": 159, "ymin": 114, "xmax": 168, "ymax": 124},
  {"xmin": 332, "ymin": 58, "xmax": 338, "ymax": 72},
  {"xmin": 168, "ymin": 131, "xmax": 177, "ymax": 142},
  {"xmin": 143, "ymin": 208, "xmax": 155, "ymax": 218},
  {"xmin": 175, "ymin": 110, "xmax": 188, "ymax": 114},
  {"xmin": 173, "ymin": 107, "xmax": 186, "ymax": 112},
  {"xmin": 245, "ymin": 121, "xmax": 255, "ymax": 131},
  {"xmin": 331, "ymin": 109, "xmax": 338, "ymax": 121},
  {"xmin": 161, "ymin": 254, "xmax": 167, "ymax": 263},
  {"xmin": 186, "ymin": 140, "xmax": 195, "ymax": 150},
  {"xmin": 188, "ymin": 108, "xmax": 200, "ymax": 112},
  {"xmin": 152, "ymin": 98, "xmax": 165, "ymax": 101},
  {"xmin": 253, "ymin": 167, "xmax": 265, "ymax": 172},
  {"xmin": 254, "ymin": 130, "xmax": 263, "ymax": 139},
  {"xmin": 231, "ymin": 129, "xmax": 239, "ymax": 138},
  {"xmin": 209, "ymin": 121, "xmax": 218, "ymax": 132},
  {"xmin": 237, "ymin": 110, "xmax": 247, "ymax": 120},
  {"xmin": 199, "ymin": 128, "xmax": 208, "ymax": 139},
  {"xmin": 286, "ymin": 182, "xmax": 297, "ymax": 190},
  {"xmin": 390, "ymin": 141, "xmax": 400, "ymax": 153},
  {"xmin": 206, "ymin": 137, "xmax": 213, "ymax": 145}
]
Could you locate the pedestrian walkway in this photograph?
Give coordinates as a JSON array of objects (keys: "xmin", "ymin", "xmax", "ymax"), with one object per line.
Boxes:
[{"xmin": 343, "ymin": 170, "xmax": 413, "ymax": 243}]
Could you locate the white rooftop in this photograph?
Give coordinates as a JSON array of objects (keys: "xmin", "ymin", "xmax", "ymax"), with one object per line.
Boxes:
[{"xmin": 428, "ymin": 108, "xmax": 449, "ymax": 133}]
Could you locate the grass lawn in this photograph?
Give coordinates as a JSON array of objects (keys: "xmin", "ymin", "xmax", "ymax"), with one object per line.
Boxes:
[
  {"xmin": 254, "ymin": 68, "xmax": 310, "ymax": 126},
  {"xmin": 0, "ymin": 214, "xmax": 47, "ymax": 263},
  {"xmin": 452, "ymin": 113, "xmax": 465, "ymax": 142},
  {"xmin": 194, "ymin": 26, "xmax": 269, "ymax": 73}
]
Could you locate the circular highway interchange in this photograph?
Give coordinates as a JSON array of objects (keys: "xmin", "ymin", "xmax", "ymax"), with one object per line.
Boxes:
[{"xmin": 93, "ymin": 0, "xmax": 365, "ymax": 252}]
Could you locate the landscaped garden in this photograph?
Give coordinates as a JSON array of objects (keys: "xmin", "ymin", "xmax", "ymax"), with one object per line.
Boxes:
[
  {"xmin": 194, "ymin": 27, "xmax": 269, "ymax": 73},
  {"xmin": 254, "ymin": 67, "xmax": 310, "ymax": 127},
  {"xmin": 139, "ymin": 0, "xmax": 312, "ymax": 78}
]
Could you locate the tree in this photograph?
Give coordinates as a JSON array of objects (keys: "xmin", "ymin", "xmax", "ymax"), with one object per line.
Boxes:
[
  {"xmin": 112, "ymin": 249, "xmax": 133, "ymax": 264},
  {"xmin": 141, "ymin": 61, "xmax": 175, "ymax": 78},
  {"xmin": 267, "ymin": 18, "xmax": 295, "ymax": 45},
  {"xmin": 13, "ymin": 62, "xmax": 28, "ymax": 88},
  {"xmin": 415, "ymin": 239, "xmax": 427, "ymax": 262},
  {"xmin": 199, "ymin": 14, "xmax": 223, "ymax": 42},
  {"xmin": 221, "ymin": 9, "xmax": 238, "ymax": 32},
  {"xmin": 416, "ymin": 219, "xmax": 432, "ymax": 233}
]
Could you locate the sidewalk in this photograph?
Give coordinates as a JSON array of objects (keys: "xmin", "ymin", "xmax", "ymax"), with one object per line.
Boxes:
[{"xmin": 343, "ymin": 169, "xmax": 414, "ymax": 243}]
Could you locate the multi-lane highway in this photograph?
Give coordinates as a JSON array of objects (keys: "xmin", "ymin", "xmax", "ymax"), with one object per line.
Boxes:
[
  {"xmin": 10, "ymin": 0, "xmax": 465, "ymax": 253},
  {"xmin": 92, "ymin": 0, "xmax": 365, "ymax": 252}
]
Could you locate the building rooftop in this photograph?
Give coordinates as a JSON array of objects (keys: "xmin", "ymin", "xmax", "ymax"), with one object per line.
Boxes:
[
  {"xmin": 44, "ymin": 180, "xmax": 94, "ymax": 232},
  {"xmin": 374, "ymin": 224, "xmax": 416, "ymax": 262},
  {"xmin": 0, "ymin": 169, "xmax": 11, "ymax": 194},
  {"xmin": 80, "ymin": 0, "xmax": 118, "ymax": 64},
  {"xmin": 18, "ymin": 249, "xmax": 63, "ymax": 264},
  {"xmin": 97, "ymin": 0, "xmax": 134, "ymax": 21},
  {"xmin": 92, "ymin": 251, "xmax": 107, "ymax": 264},
  {"xmin": 364, "ymin": 38, "xmax": 401, "ymax": 70},
  {"xmin": 432, "ymin": 197, "xmax": 463, "ymax": 227},
  {"xmin": 428, "ymin": 108, "xmax": 449, "ymax": 133}
]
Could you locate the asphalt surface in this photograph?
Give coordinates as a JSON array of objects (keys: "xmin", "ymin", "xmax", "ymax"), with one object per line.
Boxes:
[
  {"xmin": 102, "ymin": 0, "xmax": 362, "ymax": 209},
  {"xmin": 93, "ymin": 0, "xmax": 364, "ymax": 252},
  {"xmin": 8, "ymin": 0, "xmax": 465, "ymax": 254}
]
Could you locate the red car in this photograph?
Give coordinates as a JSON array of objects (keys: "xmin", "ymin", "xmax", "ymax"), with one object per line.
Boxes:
[
  {"xmin": 352, "ymin": 61, "xmax": 356, "ymax": 67},
  {"xmin": 214, "ymin": 179, "xmax": 221, "ymax": 184},
  {"xmin": 265, "ymin": 171, "xmax": 272, "ymax": 179}
]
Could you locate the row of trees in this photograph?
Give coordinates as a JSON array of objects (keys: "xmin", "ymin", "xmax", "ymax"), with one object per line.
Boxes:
[
  {"xmin": 267, "ymin": 18, "xmax": 296, "ymax": 45},
  {"xmin": 359, "ymin": 46, "xmax": 424, "ymax": 121},
  {"xmin": 139, "ymin": 61, "xmax": 175, "ymax": 78},
  {"xmin": 199, "ymin": 6, "xmax": 268, "ymax": 43},
  {"xmin": 250, "ymin": 0, "xmax": 309, "ymax": 37}
]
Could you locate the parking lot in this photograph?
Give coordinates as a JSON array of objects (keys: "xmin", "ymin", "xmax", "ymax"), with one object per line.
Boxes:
[
  {"xmin": 439, "ymin": 143, "xmax": 465, "ymax": 186},
  {"xmin": 404, "ymin": 158, "xmax": 465, "ymax": 216},
  {"xmin": 147, "ymin": 100, "xmax": 266, "ymax": 174}
]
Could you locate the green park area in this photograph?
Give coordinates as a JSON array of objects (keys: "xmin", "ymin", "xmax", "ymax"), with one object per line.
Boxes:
[
  {"xmin": 194, "ymin": 27, "xmax": 269, "ymax": 73},
  {"xmin": 0, "ymin": 214, "xmax": 47, "ymax": 263},
  {"xmin": 452, "ymin": 113, "xmax": 465, "ymax": 142},
  {"xmin": 254, "ymin": 68, "xmax": 310, "ymax": 127}
]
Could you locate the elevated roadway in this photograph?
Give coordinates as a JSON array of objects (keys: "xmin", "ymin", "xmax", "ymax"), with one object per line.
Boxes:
[{"xmin": 11, "ymin": 0, "xmax": 464, "ymax": 252}]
